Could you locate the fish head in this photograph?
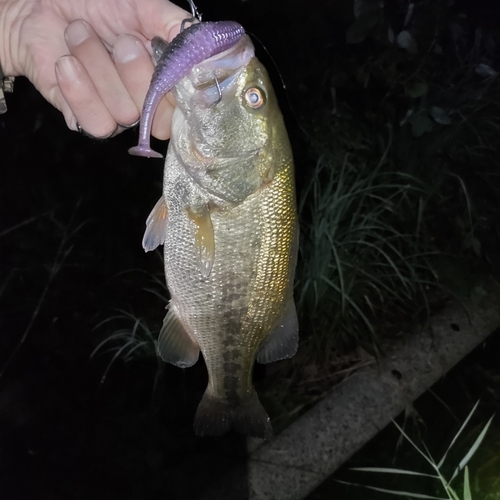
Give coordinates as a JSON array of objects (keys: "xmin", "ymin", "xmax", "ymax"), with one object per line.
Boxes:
[{"xmin": 172, "ymin": 35, "xmax": 288, "ymax": 203}]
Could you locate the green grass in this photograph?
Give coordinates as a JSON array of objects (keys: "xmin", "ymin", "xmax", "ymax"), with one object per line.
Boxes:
[
  {"xmin": 92, "ymin": 310, "xmax": 158, "ymax": 385},
  {"xmin": 296, "ymin": 150, "xmax": 437, "ymax": 359},
  {"xmin": 340, "ymin": 401, "xmax": 496, "ymax": 500}
]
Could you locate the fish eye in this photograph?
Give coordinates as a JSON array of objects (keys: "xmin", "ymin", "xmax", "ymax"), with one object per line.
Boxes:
[{"xmin": 244, "ymin": 87, "xmax": 265, "ymax": 109}]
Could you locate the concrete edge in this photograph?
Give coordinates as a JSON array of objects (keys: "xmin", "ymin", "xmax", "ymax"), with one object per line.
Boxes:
[{"xmin": 242, "ymin": 279, "xmax": 500, "ymax": 499}]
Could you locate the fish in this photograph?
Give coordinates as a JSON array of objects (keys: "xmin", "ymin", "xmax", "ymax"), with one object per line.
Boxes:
[{"xmin": 131, "ymin": 22, "xmax": 298, "ymax": 439}]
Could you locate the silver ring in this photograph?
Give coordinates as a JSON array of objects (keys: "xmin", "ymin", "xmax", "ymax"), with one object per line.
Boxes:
[
  {"xmin": 76, "ymin": 122, "xmax": 103, "ymax": 139},
  {"xmin": 76, "ymin": 118, "xmax": 139, "ymax": 139},
  {"xmin": 76, "ymin": 121, "xmax": 115, "ymax": 140},
  {"xmin": 117, "ymin": 118, "xmax": 140, "ymax": 129}
]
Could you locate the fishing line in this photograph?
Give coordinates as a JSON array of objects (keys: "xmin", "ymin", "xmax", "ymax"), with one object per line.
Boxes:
[
  {"xmin": 181, "ymin": 0, "xmax": 311, "ymax": 141},
  {"xmin": 181, "ymin": 0, "xmax": 202, "ymax": 31},
  {"xmin": 247, "ymin": 31, "xmax": 312, "ymax": 143}
]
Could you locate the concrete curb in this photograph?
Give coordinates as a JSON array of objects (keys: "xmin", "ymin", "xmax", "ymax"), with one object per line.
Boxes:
[{"xmin": 242, "ymin": 280, "xmax": 500, "ymax": 499}]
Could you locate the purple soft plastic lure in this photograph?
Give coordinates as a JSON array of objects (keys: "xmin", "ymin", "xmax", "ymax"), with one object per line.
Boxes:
[{"xmin": 128, "ymin": 21, "xmax": 245, "ymax": 158}]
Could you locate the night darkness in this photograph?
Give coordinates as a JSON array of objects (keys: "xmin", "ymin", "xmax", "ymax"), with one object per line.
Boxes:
[{"xmin": 1, "ymin": 1, "xmax": 500, "ymax": 499}]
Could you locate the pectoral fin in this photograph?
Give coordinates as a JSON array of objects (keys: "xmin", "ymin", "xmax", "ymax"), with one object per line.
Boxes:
[
  {"xmin": 187, "ymin": 206, "xmax": 215, "ymax": 278},
  {"xmin": 256, "ymin": 300, "xmax": 299, "ymax": 364},
  {"xmin": 142, "ymin": 196, "xmax": 168, "ymax": 252},
  {"xmin": 157, "ymin": 303, "xmax": 200, "ymax": 368}
]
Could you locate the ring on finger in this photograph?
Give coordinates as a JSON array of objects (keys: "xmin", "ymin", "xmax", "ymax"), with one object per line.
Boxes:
[
  {"xmin": 117, "ymin": 118, "xmax": 140, "ymax": 129},
  {"xmin": 75, "ymin": 117, "xmax": 139, "ymax": 139},
  {"xmin": 76, "ymin": 121, "xmax": 117, "ymax": 140}
]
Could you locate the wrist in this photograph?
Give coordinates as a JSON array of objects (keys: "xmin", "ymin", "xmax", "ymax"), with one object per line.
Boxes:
[{"xmin": 0, "ymin": 0, "xmax": 31, "ymax": 76}]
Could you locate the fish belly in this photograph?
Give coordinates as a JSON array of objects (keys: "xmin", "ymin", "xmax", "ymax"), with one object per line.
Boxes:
[{"xmin": 162, "ymin": 153, "xmax": 296, "ymax": 438}]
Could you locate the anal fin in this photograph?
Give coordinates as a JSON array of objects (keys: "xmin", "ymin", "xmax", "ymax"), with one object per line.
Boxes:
[
  {"xmin": 142, "ymin": 196, "xmax": 168, "ymax": 252},
  {"xmin": 256, "ymin": 300, "xmax": 299, "ymax": 364},
  {"xmin": 157, "ymin": 303, "xmax": 200, "ymax": 368}
]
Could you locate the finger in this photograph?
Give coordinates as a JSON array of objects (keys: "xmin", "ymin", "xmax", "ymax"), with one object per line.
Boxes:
[
  {"xmin": 112, "ymin": 34, "xmax": 175, "ymax": 140},
  {"xmin": 65, "ymin": 20, "xmax": 139, "ymax": 127},
  {"xmin": 55, "ymin": 55, "xmax": 117, "ymax": 138},
  {"xmin": 50, "ymin": 85, "xmax": 78, "ymax": 131},
  {"xmin": 135, "ymin": 0, "xmax": 189, "ymax": 42},
  {"xmin": 152, "ymin": 93, "xmax": 176, "ymax": 141}
]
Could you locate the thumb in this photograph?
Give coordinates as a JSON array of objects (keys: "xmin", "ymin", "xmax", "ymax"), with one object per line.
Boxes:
[{"xmin": 133, "ymin": 0, "xmax": 191, "ymax": 43}]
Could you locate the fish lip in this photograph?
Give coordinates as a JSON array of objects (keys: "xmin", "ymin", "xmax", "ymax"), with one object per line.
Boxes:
[
  {"xmin": 194, "ymin": 34, "xmax": 254, "ymax": 68},
  {"xmin": 181, "ymin": 35, "xmax": 255, "ymax": 91}
]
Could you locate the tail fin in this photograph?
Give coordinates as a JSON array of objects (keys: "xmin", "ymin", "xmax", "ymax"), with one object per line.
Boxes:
[{"xmin": 193, "ymin": 390, "xmax": 273, "ymax": 440}]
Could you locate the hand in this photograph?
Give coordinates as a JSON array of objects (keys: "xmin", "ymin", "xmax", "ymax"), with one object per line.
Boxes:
[{"xmin": 0, "ymin": 0, "xmax": 189, "ymax": 138}]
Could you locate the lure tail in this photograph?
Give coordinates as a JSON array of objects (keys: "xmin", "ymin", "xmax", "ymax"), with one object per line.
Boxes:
[{"xmin": 194, "ymin": 389, "xmax": 273, "ymax": 440}]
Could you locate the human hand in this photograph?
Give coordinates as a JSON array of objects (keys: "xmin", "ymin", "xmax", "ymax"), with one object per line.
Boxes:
[{"xmin": 0, "ymin": 0, "xmax": 189, "ymax": 138}]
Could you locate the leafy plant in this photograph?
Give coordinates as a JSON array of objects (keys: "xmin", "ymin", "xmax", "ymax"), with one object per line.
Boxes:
[
  {"xmin": 92, "ymin": 310, "xmax": 158, "ymax": 384},
  {"xmin": 0, "ymin": 207, "xmax": 86, "ymax": 379},
  {"xmin": 296, "ymin": 149, "xmax": 436, "ymax": 357},
  {"xmin": 294, "ymin": 0, "xmax": 500, "ymax": 358},
  {"xmin": 339, "ymin": 401, "xmax": 496, "ymax": 499}
]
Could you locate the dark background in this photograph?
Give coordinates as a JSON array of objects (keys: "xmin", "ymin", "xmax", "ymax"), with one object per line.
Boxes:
[
  {"xmin": 1, "ymin": 0, "xmax": 499, "ymax": 499},
  {"xmin": 0, "ymin": 1, "xmax": 311, "ymax": 498}
]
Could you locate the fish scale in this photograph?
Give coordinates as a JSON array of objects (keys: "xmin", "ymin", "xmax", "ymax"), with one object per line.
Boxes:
[{"xmin": 138, "ymin": 29, "xmax": 298, "ymax": 438}]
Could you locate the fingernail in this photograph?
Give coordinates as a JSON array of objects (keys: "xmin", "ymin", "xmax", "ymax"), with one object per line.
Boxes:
[
  {"xmin": 113, "ymin": 36, "xmax": 143, "ymax": 64},
  {"xmin": 65, "ymin": 20, "xmax": 90, "ymax": 46},
  {"xmin": 55, "ymin": 56, "xmax": 80, "ymax": 81}
]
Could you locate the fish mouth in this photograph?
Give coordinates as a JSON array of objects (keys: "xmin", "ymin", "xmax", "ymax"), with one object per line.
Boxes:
[
  {"xmin": 190, "ymin": 35, "xmax": 255, "ymax": 84},
  {"xmin": 174, "ymin": 35, "xmax": 255, "ymax": 105}
]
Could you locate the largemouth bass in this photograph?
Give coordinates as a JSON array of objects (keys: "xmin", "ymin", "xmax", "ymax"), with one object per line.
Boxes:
[{"xmin": 131, "ymin": 22, "xmax": 298, "ymax": 439}]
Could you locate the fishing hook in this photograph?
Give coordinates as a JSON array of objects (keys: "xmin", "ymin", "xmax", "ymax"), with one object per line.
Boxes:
[
  {"xmin": 213, "ymin": 74, "xmax": 222, "ymax": 105},
  {"xmin": 181, "ymin": 0, "xmax": 202, "ymax": 32}
]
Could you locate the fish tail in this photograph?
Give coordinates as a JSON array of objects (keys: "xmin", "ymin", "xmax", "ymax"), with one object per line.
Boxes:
[{"xmin": 194, "ymin": 390, "xmax": 273, "ymax": 440}]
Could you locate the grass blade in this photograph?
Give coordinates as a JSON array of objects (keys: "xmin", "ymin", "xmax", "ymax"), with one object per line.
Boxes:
[
  {"xmin": 449, "ymin": 414, "xmax": 495, "ymax": 482},
  {"xmin": 392, "ymin": 419, "xmax": 437, "ymax": 470},
  {"xmin": 350, "ymin": 467, "xmax": 438, "ymax": 479},
  {"xmin": 463, "ymin": 466, "xmax": 471, "ymax": 500},
  {"xmin": 437, "ymin": 400, "xmax": 480, "ymax": 468},
  {"xmin": 336, "ymin": 480, "xmax": 447, "ymax": 499}
]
